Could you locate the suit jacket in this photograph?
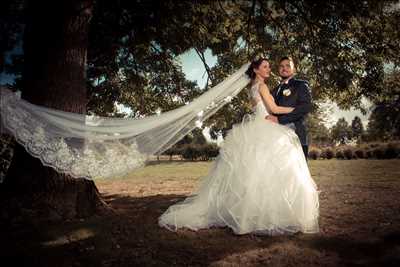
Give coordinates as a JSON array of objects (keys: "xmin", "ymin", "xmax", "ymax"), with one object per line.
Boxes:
[{"xmin": 272, "ymin": 77, "xmax": 312, "ymax": 145}]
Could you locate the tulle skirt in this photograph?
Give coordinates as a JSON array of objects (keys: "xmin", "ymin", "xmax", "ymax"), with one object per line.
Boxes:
[{"xmin": 158, "ymin": 114, "xmax": 320, "ymax": 235}]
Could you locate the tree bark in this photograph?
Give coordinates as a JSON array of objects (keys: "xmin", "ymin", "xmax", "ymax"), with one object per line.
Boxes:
[{"xmin": 0, "ymin": 0, "xmax": 110, "ymax": 223}]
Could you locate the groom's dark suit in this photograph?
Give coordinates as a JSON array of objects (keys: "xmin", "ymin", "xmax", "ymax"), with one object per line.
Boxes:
[{"xmin": 272, "ymin": 77, "xmax": 312, "ymax": 159}]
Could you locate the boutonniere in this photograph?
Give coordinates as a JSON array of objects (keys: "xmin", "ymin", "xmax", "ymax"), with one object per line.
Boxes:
[{"xmin": 283, "ymin": 89, "xmax": 291, "ymax": 96}]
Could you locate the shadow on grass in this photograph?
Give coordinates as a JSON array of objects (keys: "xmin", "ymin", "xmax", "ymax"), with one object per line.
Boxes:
[
  {"xmin": 1, "ymin": 193, "xmax": 400, "ymax": 266},
  {"xmin": 305, "ymin": 232, "xmax": 400, "ymax": 267}
]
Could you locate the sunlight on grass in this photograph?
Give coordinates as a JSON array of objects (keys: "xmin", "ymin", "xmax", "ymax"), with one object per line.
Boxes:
[
  {"xmin": 96, "ymin": 161, "xmax": 211, "ymax": 184},
  {"xmin": 41, "ymin": 228, "xmax": 96, "ymax": 247},
  {"xmin": 96, "ymin": 159, "xmax": 400, "ymax": 186}
]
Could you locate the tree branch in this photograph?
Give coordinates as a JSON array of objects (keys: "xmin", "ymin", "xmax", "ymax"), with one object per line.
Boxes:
[{"xmin": 194, "ymin": 47, "xmax": 213, "ymax": 89}]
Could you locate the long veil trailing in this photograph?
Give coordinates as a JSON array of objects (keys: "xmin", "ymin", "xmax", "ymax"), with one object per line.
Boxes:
[{"xmin": 0, "ymin": 63, "xmax": 251, "ymax": 179}]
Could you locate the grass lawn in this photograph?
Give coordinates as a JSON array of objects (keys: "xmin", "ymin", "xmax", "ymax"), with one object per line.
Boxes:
[{"xmin": 2, "ymin": 160, "xmax": 400, "ymax": 267}]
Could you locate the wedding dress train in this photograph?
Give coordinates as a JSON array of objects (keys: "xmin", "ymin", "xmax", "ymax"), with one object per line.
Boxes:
[{"xmin": 158, "ymin": 82, "xmax": 320, "ymax": 235}]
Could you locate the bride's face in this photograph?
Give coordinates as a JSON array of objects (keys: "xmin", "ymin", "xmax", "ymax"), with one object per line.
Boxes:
[{"xmin": 255, "ymin": 60, "xmax": 271, "ymax": 79}]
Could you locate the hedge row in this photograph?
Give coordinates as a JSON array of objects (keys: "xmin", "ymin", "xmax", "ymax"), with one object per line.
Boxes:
[
  {"xmin": 163, "ymin": 143, "xmax": 220, "ymax": 161},
  {"xmin": 308, "ymin": 142, "xmax": 400, "ymax": 160}
]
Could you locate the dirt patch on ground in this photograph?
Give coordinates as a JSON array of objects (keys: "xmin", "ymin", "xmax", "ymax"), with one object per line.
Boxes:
[{"xmin": 1, "ymin": 160, "xmax": 400, "ymax": 266}]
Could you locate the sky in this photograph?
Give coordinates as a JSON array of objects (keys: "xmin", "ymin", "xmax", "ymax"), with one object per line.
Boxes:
[{"xmin": 177, "ymin": 48, "xmax": 371, "ymax": 128}]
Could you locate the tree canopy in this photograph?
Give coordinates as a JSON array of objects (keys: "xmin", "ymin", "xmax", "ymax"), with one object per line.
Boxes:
[{"xmin": 2, "ymin": 0, "xmax": 399, "ymax": 137}]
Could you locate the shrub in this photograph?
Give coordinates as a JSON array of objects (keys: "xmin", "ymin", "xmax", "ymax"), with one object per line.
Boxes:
[
  {"xmin": 383, "ymin": 143, "xmax": 398, "ymax": 159},
  {"xmin": 324, "ymin": 148, "xmax": 334, "ymax": 159},
  {"xmin": 204, "ymin": 144, "xmax": 219, "ymax": 159},
  {"xmin": 373, "ymin": 147, "xmax": 385, "ymax": 159},
  {"xmin": 192, "ymin": 144, "xmax": 218, "ymax": 161},
  {"xmin": 365, "ymin": 150, "xmax": 373, "ymax": 159},
  {"xmin": 391, "ymin": 143, "xmax": 400, "ymax": 158},
  {"xmin": 369, "ymin": 143, "xmax": 380, "ymax": 149},
  {"xmin": 343, "ymin": 148, "xmax": 353, "ymax": 160},
  {"xmin": 302, "ymin": 142, "xmax": 400, "ymax": 160},
  {"xmin": 308, "ymin": 149, "xmax": 320, "ymax": 160},
  {"xmin": 354, "ymin": 149, "xmax": 365, "ymax": 159},
  {"xmin": 320, "ymin": 148, "xmax": 334, "ymax": 159},
  {"xmin": 181, "ymin": 144, "xmax": 220, "ymax": 161},
  {"xmin": 162, "ymin": 147, "xmax": 177, "ymax": 161},
  {"xmin": 182, "ymin": 145, "xmax": 201, "ymax": 161},
  {"xmin": 336, "ymin": 150, "xmax": 344, "ymax": 159}
]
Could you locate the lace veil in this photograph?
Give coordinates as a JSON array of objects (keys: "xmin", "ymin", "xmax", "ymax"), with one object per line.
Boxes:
[{"xmin": 0, "ymin": 62, "xmax": 251, "ymax": 179}]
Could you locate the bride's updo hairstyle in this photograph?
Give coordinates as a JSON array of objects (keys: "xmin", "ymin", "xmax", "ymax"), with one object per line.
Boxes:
[{"xmin": 245, "ymin": 57, "xmax": 268, "ymax": 80}]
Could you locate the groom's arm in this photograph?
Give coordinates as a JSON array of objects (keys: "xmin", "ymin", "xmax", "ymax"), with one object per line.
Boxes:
[{"xmin": 277, "ymin": 81, "xmax": 312, "ymax": 124}]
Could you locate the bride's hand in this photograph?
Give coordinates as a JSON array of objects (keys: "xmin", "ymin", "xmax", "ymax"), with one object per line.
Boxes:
[{"xmin": 265, "ymin": 115, "xmax": 278, "ymax": 123}]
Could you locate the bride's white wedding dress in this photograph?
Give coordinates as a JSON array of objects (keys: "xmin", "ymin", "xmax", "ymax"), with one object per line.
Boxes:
[{"xmin": 158, "ymin": 82, "xmax": 319, "ymax": 235}]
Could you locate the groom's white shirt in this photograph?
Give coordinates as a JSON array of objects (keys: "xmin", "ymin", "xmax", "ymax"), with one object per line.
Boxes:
[{"xmin": 276, "ymin": 77, "xmax": 293, "ymax": 96}]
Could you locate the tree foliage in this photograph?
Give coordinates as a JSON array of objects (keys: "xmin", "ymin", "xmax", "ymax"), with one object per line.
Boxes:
[
  {"xmin": 330, "ymin": 117, "xmax": 353, "ymax": 144},
  {"xmin": 2, "ymin": 0, "xmax": 399, "ymax": 138},
  {"xmin": 365, "ymin": 68, "xmax": 400, "ymax": 141},
  {"xmin": 351, "ymin": 116, "xmax": 364, "ymax": 142}
]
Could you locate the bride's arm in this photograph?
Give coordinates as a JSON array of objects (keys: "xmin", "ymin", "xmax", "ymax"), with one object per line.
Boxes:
[{"xmin": 258, "ymin": 84, "xmax": 294, "ymax": 114}]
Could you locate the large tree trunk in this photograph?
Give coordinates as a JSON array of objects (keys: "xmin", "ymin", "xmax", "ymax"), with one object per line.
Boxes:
[{"xmin": 0, "ymin": 0, "xmax": 109, "ymax": 223}]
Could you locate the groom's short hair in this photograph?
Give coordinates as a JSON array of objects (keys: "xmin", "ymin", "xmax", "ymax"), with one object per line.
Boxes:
[{"xmin": 279, "ymin": 56, "xmax": 295, "ymax": 65}]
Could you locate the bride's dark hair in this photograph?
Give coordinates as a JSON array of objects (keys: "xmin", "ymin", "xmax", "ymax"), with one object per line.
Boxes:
[{"xmin": 245, "ymin": 58, "xmax": 268, "ymax": 80}]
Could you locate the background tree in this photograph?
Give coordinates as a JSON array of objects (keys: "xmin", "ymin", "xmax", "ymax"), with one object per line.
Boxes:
[
  {"xmin": 330, "ymin": 117, "xmax": 353, "ymax": 145},
  {"xmin": 351, "ymin": 116, "xmax": 365, "ymax": 143},
  {"xmin": 365, "ymin": 69, "xmax": 400, "ymax": 141},
  {"xmin": 308, "ymin": 115, "xmax": 332, "ymax": 146}
]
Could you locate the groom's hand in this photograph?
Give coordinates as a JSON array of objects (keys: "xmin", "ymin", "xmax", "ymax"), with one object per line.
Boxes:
[{"xmin": 265, "ymin": 115, "xmax": 278, "ymax": 123}]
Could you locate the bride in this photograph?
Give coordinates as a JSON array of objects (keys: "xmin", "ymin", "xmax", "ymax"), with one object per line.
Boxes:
[{"xmin": 158, "ymin": 58, "xmax": 320, "ymax": 235}]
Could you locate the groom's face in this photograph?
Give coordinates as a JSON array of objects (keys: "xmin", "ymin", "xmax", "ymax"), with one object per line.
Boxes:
[{"xmin": 278, "ymin": 59, "xmax": 295, "ymax": 79}]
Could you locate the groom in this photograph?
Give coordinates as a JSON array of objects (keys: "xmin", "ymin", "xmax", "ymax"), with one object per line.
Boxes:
[{"xmin": 266, "ymin": 56, "xmax": 312, "ymax": 159}]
